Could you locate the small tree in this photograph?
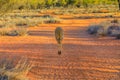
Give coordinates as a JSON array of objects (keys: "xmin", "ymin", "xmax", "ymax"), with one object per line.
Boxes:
[
  {"xmin": 59, "ymin": 0, "xmax": 67, "ymax": 7},
  {"xmin": 46, "ymin": 0, "xmax": 53, "ymax": 8},
  {"xmin": 68, "ymin": 0, "xmax": 80, "ymax": 7}
]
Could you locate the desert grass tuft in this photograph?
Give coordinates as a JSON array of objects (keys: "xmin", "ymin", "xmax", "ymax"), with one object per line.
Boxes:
[
  {"xmin": 0, "ymin": 56, "xmax": 33, "ymax": 80},
  {"xmin": 0, "ymin": 27, "xmax": 28, "ymax": 36},
  {"xmin": 44, "ymin": 17, "xmax": 61, "ymax": 24},
  {"xmin": 87, "ymin": 20, "xmax": 120, "ymax": 39}
]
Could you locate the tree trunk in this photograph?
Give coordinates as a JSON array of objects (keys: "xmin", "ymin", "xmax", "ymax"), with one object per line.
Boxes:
[{"xmin": 118, "ymin": 0, "xmax": 120, "ymax": 10}]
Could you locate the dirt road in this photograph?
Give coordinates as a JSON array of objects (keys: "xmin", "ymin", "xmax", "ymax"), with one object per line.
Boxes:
[{"xmin": 0, "ymin": 18, "xmax": 120, "ymax": 80}]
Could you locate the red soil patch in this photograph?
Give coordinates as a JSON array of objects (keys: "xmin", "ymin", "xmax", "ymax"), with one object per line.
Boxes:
[{"xmin": 0, "ymin": 15, "xmax": 120, "ymax": 80}]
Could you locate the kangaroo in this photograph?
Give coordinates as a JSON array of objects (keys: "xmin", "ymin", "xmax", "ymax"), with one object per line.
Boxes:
[{"xmin": 55, "ymin": 27, "xmax": 64, "ymax": 55}]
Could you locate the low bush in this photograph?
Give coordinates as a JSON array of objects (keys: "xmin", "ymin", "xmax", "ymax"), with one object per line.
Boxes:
[
  {"xmin": 87, "ymin": 24, "xmax": 102, "ymax": 34},
  {"xmin": 0, "ymin": 12, "xmax": 61, "ymax": 36},
  {"xmin": 44, "ymin": 17, "xmax": 61, "ymax": 24},
  {"xmin": 92, "ymin": 9, "xmax": 109, "ymax": 13},
  {"xmin": 96, "ymin": 27, "xmax": 107, "ymax": 37},
  {"xmin": 0, "ymin": 56, "xmax": 32, "ymax": 80},
  {"xmin": 15, "ymin": 27, "xmax": 28, "ymax": 36},
  {"xmin": 87, "ymin": 20, "xmax": 120, "ymax": 39},
  {"xmin": 15, "ymin": 19, "xmax": 28, "ymax": 27},
  {"xmin": 0, "ymin": 27, "xmax": 10, "ymax": 36},
  {"xmin": 116, "ymin": 34, "xmax": 120, "ymax": 39},
  {"xmin": 0, "ymin": 27, "xmax": 28, "ymax": 36},
  {"xmin": 107, "ymin": 25, "xmax": 120, "ymax": 36},
  {"xmin": 42, "ymin": 15, "xmax": 53, "ymax": 18}
]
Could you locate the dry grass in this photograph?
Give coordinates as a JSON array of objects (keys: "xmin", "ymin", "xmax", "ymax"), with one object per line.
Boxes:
[
  {"xmin": 0, "ymin": 10, "xmax": 61, "ymax": 27},
  {"xmin": 53, "ymin": 5, "xmax": 118, "ymax": 15},
  {"xmin": 0, "ymin": 56, "xmax": 32, "ymax": 80},
  {"xmin": 0, "ymin": 15, "xmax": 119, "ymax": 80},
  {"xmin": 44, "ymin": 17, "xmax": 61, "ymax": 24},
  {"xmin": 0, "ymin": 11, "xmax": 61, "ymax": 36},
  {"xmin": 87, "ymin": 19, "xmax": 120, "ymax": 38},
  {"xmin": 0, "ymin": 27, "xmax": 28, "ymax": 36}
]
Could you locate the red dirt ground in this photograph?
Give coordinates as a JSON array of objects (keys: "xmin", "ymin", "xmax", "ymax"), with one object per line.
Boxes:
[{"xmin": 0, "ymin": 16, "xmax": 120, "ymax": 80}]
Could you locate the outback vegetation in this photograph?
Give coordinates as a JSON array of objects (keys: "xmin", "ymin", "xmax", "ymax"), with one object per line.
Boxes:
[
  {"xmin": 0, "ymin": 0, "xmax": 120, "ymax": 80},
  {"xmin": 0, "ymin": 0, "xmax": 119, "ymax": 16},
  {"xmin": 0, "ymin": 56, "xmax": 32, "ymax": 80},
  {"xmin": 0, "ymin": 11, "xmax": 61, "ymax": 36},
  {"xmin": 87, "ymin": 19, "xmax": 120, "ymax": 39},
  {"xmin": 0, "ymin": 0, "xmax": 118, "ymax": 10},
  {"xmin": 0, "ymin": 0, "xmax": 119, "ymax": 37}
]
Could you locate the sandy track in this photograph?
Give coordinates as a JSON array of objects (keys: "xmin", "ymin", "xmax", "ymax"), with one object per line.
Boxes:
[{"xmin": 0, "ymin": 18, "xmax": 120, "ymax": 80}]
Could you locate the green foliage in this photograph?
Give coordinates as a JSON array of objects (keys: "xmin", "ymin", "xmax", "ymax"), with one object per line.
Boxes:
[
  {"xmin": 46, "ymin": 0, "xmax": 53, "ymax": 7},
  {"xmin": 0, "ymin": 0, "xmax": 118, "ymax": 12}
]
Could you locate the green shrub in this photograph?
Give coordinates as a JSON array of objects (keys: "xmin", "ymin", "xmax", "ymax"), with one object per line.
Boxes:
[{"xmin": 0, "ymin": 0, "xmax": 118, "ymax": 11}]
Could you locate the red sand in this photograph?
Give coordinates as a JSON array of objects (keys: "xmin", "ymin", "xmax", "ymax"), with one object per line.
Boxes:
[{"xmin": 0, "ymin": 16, "xmax": 120, "ymax": 80}]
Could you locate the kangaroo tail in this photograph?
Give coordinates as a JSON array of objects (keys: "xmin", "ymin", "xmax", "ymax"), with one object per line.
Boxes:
[{"xmin": 58, "ymin": 43, "xmax": 62, "ymax": 55}]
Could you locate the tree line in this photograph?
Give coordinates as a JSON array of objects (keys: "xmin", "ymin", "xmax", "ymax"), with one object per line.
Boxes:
[{"xmin": 0, "ymin": 0, "xmax": 118, "ymax": 10}]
